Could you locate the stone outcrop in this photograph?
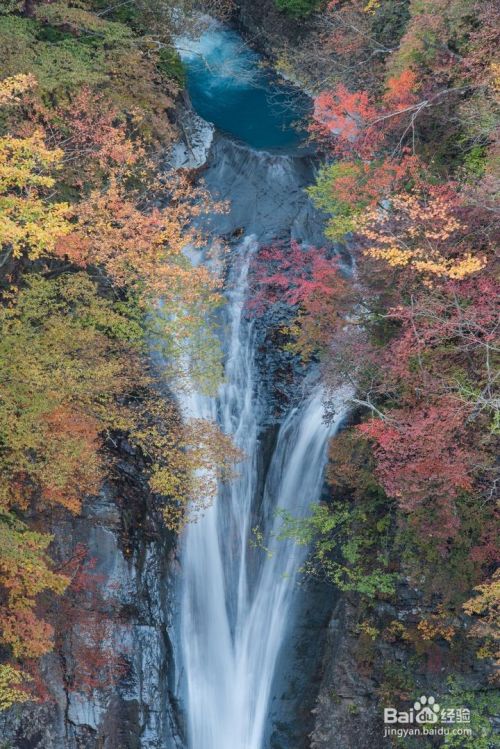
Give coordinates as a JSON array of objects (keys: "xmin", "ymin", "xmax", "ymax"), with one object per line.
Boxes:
[{"xmin": 0, "ymin": 435, "xmax": 183, "ymax": 749}]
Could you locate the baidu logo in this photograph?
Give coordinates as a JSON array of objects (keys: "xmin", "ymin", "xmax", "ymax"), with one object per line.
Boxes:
[
  {"xmin": 384, "ymin": 694, "xmax": 440, "ymax": 725},
  {"xmin": 383, "ymin": 693, "xmax": 472, "ymax": 740},
  {"xmin": 412, "ymin": 696, "xmax": 440, "ymax": 723}
]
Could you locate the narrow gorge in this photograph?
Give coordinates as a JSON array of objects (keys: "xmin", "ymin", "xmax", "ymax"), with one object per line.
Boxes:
[{"xmin": 173, "ymin": 23, "xmax": 351, "ymax": 749}]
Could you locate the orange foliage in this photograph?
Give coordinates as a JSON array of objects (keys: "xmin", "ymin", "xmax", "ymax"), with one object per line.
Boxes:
[
  {"xmin": 0, "ymin": 608, "xmax": 55, "ymax": 660},
  {"xmin": 53, "ymin": 86, "xmax": 145, "ymax": 184},
  {"xmin": 39, "ymin": 408, "xmax": 102, "ymax": 514},
  {"xmin": 312, "ymin": 84, "xmax": 381, "ymax": 157},
  {"xmin": 383, "ymin": 70, "xmax": 419, "ymax": 108},
  {"xmin": 57, "ymin": 174, "xmax": 222, "ymax": 308}
]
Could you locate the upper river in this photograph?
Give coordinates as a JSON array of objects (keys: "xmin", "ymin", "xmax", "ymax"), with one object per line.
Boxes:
[{"xmin": 177, "ymin": 23, "xmax": 310, "ymax": 151}]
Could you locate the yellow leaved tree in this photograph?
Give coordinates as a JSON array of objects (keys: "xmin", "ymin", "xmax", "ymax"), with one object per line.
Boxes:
[
  {"xmin": 362, "ymin": 191, "xmax": 486, "ymax": 282},
  {"xmin": 0, "ymin": 665, "xmax": 31, "ymax": 711},
  {"xmin": 0, "ymin": 75, "xmax": 71, "ymax": 268}
]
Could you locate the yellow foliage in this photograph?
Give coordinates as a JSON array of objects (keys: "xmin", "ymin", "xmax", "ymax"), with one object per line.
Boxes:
[
  {"xmin": 366, "ymin": 245, "xmax": 485, "ymax": 279},
  {"xmin": 416, "ymin": 617, "xmax": 456, "ymax": 643},
  {"xmin": 121, "ymin": 396, "xmax": 242, "ymax": 532},
  {"xmin": 0, "ymin": 665, "xmax": 31, "ymax": 711},
  {"xmin": 463, "ymin": 571, "xmax": 500, "ymax": 673},
  {"xmin": 490, "ymin": 62, "xmax": 500, "ymax": 92},
  {"xmin": 0, "ymin": 73, "xmax": 36, "ymax": 106},
  {"xmin": 0, "ymin": 131, "xmax": 71, "ymax": 261},
  {"xmin": 358, "ymin": 620, "xmax": 379, "ymax": 639},
  {"xmin": 382, "ymin": 619, "xmax": 408, "ymax": 642},
  {"xmin": 463, "ymin": 572, "xmax": 500, "ymax": 619},
  {"xmin": 362, "ymin": 193, "xmax": 487, "ymax": 280},
  {"xmin": 0, "ymin": 197, "xmax": 71, "ymax": 260},
  {"xmin": 0, "ymin": 131, "xmax": 64, "ymax": 191}
]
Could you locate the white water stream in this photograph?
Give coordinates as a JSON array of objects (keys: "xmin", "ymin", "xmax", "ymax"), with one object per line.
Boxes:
[{"xmin": 176, "ymin": 238, "xmax": 348, "ymax": 749}]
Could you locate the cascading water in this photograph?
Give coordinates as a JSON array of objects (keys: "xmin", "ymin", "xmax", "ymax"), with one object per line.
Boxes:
[
  {"xmin": 172, "ymin": 20, "xmax": 351, "ymax": 749},
  {"xmin": 177, "ymin": 239, "xmax": 348, "ymax": 749}
]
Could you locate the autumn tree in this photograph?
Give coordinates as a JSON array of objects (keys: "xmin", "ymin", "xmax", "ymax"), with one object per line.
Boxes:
[
  {"xmin": 0, "ymin": 74, "xmax": 71, "ymax": 267},
  {"xmin": 54, "ymin": 173, "xmax": 225, "ymax": 390},
  {"xmin": 49, "ymin": 86, "xmax": 146, "ymax": 187},
  {"xmin": 358, "ymin": 401, "xmax": 478, "ymax": 543},
  {"xmin": 48, "ymin": 546, "xmax": 129, "ymax": 695},
  {"xmin": 248, "ymin": 240, "xmax": 352, "ymax": 359},
  {"xmin": 0, "ymin": 665, "xmax": 32, "ymax": 711},
  {"xmin": 0, "ymin": 269, "xmax": 240, "ymax": 698},
  {"xmin": 463, "ymin": 570, "xmax": 500, "ymax": 677},
  {"xmin": 361, "ymin": 188, "xmax": 487, "ymax": 282}
]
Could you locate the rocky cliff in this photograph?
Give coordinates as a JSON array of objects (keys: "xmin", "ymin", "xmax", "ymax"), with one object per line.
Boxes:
[{"xmin": 0, "ymin": 432, "xmax": 183, "ymax": 749}]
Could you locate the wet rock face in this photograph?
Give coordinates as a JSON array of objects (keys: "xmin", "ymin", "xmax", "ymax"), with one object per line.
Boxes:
[
  {"xmin": 170, "ymin": 95, "xmax": 215, "ymax": 170},
  {"xmin": 0, "ymin": 438, "xmax": 182, "ymax": 749},
  {"xmin": 201, "ymin": 133, "xmax": 323, "ymax": 244},
  {"xmin": 266, "ymin": 576, "xmax": 336, "ymax": 749},
  {"xmin": 310, "ymin": 591, "xmax": 493, "ymax": 749},
  {"xmin": 310, "ymin": 599, "xmax": 389, "ymax": 749}
]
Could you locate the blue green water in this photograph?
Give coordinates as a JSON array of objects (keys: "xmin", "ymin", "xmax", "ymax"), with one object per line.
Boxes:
[{"xmin": 177, "ymin": 25, "xmax": 311, "ymax": 151}]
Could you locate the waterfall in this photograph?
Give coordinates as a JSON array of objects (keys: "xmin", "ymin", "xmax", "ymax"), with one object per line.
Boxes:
[
  {"xmin": 170, "ymin": 22, "xmax": 350, "ymax": 747},
  {"xmin": 176, "ymin": 236, "xmax": 349, "ymax": 749}
]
